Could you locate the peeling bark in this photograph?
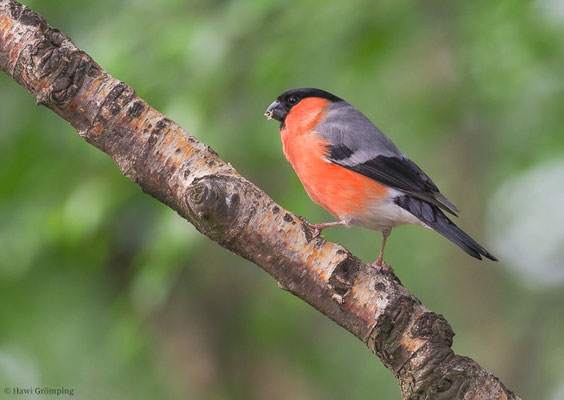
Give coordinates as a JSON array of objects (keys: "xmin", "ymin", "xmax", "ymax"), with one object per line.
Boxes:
[{"xmin": 0, "ymin": 2, "xmax": 520, "ymax": 399}]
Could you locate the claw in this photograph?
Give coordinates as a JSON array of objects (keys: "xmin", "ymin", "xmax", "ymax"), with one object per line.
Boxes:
[
  {"xmin": 371, "ymin": 260, "xmax": 394, "ymax": 274},
  {"xmin": 310, "ymin": 225, "xmax": 322, "ymax": 239},
  {"xmin": 307, "ymin": 221, "xmax": 347, "ymax": 240}
]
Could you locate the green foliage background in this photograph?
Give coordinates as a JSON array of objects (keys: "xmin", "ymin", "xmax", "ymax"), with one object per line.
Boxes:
[{"xmin": 1, "ymin": 1, "xmax": 564, "ymax": 399}]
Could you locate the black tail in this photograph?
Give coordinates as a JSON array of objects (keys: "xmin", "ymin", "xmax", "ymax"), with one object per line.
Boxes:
[{"xmin": 395, "ymin": 196, "xmax": 497, "ymax": 261}]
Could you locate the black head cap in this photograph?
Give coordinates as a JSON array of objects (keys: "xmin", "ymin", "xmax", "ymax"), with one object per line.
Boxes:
[{"xmin": 264, "ymin": 88, "xmax": 343, "ymax": 123}]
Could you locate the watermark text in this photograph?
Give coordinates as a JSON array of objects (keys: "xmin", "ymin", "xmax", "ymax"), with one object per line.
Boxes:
[{"xmin": 4, "ymin": 387, "xmax": 74, "ymax": 396}]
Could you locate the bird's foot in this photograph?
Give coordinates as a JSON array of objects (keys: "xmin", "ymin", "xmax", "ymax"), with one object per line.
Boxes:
[
  {"xmin": 307, "ymin": 220, "xmax": 347, "ymax": 239},
  {"xmin": 309, "ymin": 223, "xmax": 324, "ymax": 239},
  {"xmin": 371, "ymin": 260, "xmax": 394, "ymax": 274}
]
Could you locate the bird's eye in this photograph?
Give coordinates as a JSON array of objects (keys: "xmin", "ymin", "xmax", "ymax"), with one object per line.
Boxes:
[{"xmin": 288, "ymin": 96, "xmax": 299, "ymax": 105}]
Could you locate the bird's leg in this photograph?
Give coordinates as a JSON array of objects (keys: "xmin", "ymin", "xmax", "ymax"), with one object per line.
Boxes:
[
  {"xmin": 372, "ymin": 229, "xmax": 394, "ymax": 273},
  {"xmin": 309, "ymin": 220, "xmax": 347, "ymax": 239}
]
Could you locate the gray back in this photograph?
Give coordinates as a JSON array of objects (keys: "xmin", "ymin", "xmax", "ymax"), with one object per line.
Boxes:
[{"xmin": 316, "ymin": 102, "xmax": 403, "ymax": 165}]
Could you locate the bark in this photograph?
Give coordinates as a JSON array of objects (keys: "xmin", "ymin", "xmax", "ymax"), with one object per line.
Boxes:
[{"xmin": 0, "ymin": 2, "xmax": 519, "ymax": 399}]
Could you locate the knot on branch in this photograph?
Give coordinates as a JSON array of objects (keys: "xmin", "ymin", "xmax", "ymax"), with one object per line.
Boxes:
[
  {"xmin": 412, "ymin": 355, "xmax": 499, "ymax": 399},
  {"xmin": 327, "ymin": 251, "xmax": 359, "ymax": 300},
  {"xmin": 398, "ymin": 312, "xmax": 457, "ymax": 397},
  {"xmin": 369, "ymin": 295, "xmax": 420, "ymax": 369},
  {"xmin": 48, "ymin": 52, "xmax": 91, "ymax": 105},
  {"xmin": 411, "ymin": 311, "xmax": 454, "ymax": 347},
  {"xmin": 186, "ymin": 175, "xmax": 251, "ymax": 242}
]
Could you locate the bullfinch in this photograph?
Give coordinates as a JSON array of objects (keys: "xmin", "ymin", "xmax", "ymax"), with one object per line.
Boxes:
[{"xmin": 264, "ymin": 88, "xmax": 496, "ymax": 268}]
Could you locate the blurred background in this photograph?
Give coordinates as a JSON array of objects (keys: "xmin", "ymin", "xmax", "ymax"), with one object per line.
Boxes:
[{"xmin": 1, "ymin": 0, "xmax": 564, "ymax": 399}]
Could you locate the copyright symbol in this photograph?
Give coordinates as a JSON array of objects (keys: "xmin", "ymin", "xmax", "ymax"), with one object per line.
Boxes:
[{"xmin": 4, "ymin": 388, "xmax": 10, "ymax": 394}]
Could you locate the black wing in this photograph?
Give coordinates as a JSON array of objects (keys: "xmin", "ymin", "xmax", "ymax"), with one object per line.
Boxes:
[{"xmin": 328, "ymin": 143, "xmax": 459, "ymax": 215}]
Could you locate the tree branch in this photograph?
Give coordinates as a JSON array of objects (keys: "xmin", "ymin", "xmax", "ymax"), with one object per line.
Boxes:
[{"xmin": 0, "ymin": 2, "xmax": 519, "ymax": 399}]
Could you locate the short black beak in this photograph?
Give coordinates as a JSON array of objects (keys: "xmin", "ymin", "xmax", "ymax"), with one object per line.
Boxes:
[{"xmin": 264, "ymin": 100, "xmax": 286, "ymax": 121}]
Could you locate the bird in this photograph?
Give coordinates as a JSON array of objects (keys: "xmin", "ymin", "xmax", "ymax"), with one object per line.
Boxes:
[{"xmin": 264, "ymin": 87, "xmax": 497, "ymax": 269}]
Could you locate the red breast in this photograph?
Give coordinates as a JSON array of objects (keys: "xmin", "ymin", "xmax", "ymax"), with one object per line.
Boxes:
[{"xmin": 280, "ymin": 98, "xmax": 389, "ymax": 220}]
